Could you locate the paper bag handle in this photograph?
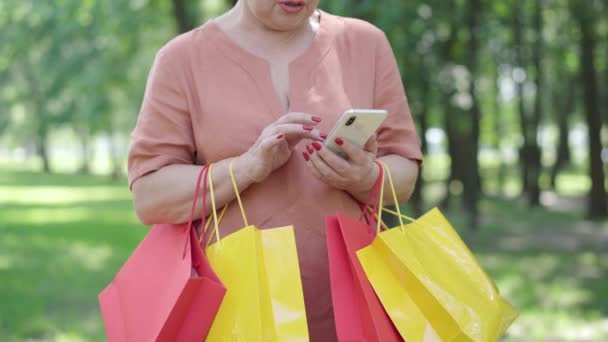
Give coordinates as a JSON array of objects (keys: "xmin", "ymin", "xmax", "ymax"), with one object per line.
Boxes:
[
  {"xmin": 182, "ymin": 165, "xmax": 209, "ymax": 258},
  {"xmin": 358, "ymin": 161, "xmax": 384, "ymax": 228},
  {"xmin": 375, "ymin": 160, "xmax": 420, "ymax": 233},
  {"xmin": 201, "ymin": 158, "xmax": 249, "ymax": 247}
]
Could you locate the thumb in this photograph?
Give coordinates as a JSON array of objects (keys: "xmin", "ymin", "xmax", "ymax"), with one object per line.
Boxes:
[{"xmin": 364, "ymin": 134, "xmax": 378, "ymax": 155}]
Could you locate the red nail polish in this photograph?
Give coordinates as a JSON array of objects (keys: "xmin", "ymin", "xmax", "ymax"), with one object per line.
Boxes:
[
  {"xmin": 302, "ymin": 152, "xmax": 310, "ymax": 161},
  {"xmin": 303, "ymin": 124, "xmax": 314, "ymax": 131},
  {"xmin": 312, "ymin": 142, "xmax": 322, "ymax": 151},
  {"xmin": 335, "ymin": 138, "xmax": 344, "ymax": 146},
  {"xmin": 312, "ymin": 116, "xmax": 322, "ymax": 122},
  {"xmin": 276, "ymin": 134, "xmax": 284, "ymax": 139},
  {"xmin": 320, "ymin": 133, "xmax": 327, "ymax": 139},
  {"xmin": 307, "ymin": 145, "xmax": 314, "ymax": 154}
]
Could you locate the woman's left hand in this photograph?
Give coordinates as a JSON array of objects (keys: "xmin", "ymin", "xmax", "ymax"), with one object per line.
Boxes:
[{"xmin": 303, "ymin": 135, "xmax": 380, "ymax": 200}]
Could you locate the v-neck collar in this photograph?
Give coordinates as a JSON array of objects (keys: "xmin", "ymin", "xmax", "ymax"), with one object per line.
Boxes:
[{"xmin": 206, "ymin": 10, "xmax": 335, "ymax": 117}]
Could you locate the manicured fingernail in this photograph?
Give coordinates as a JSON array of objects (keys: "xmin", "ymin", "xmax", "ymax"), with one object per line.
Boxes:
[
  {"xmin": 335, "ymin": 137, "xmax": 344, "ymax": 146},
  {"xmin": 312, "ymin": 142, "xmax": 322, "ymax": 151},
  {"xmin": 276, "ymin": 134, "xmax": 284, "ymax": 139},
  {"xmin": 312, "ymin": 116, "xmax": 322, "ymax": 122},
  {"xmin": 303, "ymin": 124, "xmax": 314, "ymax": 131},
  {"xmin": 302, "ymin": 152, "xmax": 310, "ymax": 161},
  {"xmin": 307, "ymin": 145, "xmax": 314, "ymax": 154},
  {"xmin": 320, "ymin": 133, "xmax": 328, "ymax": 139}
]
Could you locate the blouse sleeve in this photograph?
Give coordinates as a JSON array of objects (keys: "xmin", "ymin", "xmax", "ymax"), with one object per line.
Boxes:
[
  {"xmin": 127, "ymin": 51, "xmax": 196, "ymax": 188},
  {"xmin": 373, "ymin": 31, "xmax": 423, "ymax": 164}
]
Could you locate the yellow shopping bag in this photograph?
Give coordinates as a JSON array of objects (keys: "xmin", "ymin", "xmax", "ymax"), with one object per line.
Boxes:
[
  {"xmin": 203, "ymin": 160, "xmax": 309, "ymax": 341},
  {"xmin": 357, "ymin": 161, "xmax": 517, "ymax": 342}
]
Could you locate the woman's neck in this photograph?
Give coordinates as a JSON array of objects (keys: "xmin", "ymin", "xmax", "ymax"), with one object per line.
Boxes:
[{"xmin": 222, "ymin": 1, "xmax": 319, "ymax": 47}]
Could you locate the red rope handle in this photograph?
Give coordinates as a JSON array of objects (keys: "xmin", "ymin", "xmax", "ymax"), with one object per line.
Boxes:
[
  {"xmin": 182, "ymin": 165, "xmax": 209, "ymax": 259},
  {"xmin": 358, "ymin": 161, "xmax": 384, "ymax": 229}
]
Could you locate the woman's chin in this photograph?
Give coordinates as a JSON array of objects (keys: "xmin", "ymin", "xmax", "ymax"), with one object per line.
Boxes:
[
  {"xmin": 263, "ymin": 8, "xmax": 314, "ymax": 31},
  {"xmin": 264, "ymin": 20, "xmax": 304, "ymax": 32}
]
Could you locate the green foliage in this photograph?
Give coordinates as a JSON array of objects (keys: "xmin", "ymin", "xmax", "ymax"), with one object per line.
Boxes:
[{"xmin": 0, "ymin": 0, "xmax": 173, "ymax": 152}]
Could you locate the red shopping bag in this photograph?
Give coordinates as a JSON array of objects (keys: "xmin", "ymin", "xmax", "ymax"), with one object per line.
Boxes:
[
  {"xmin": 98, "ymin": 166, "xmax": 226, "ymax": 341},
  {"xmin": 327, "ymin": 163, "xmax": 402, "ymax": 341}
]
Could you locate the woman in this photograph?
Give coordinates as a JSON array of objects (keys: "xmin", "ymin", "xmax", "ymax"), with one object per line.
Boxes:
[{"xmin": 128, "ymin": 0, "xmax": 422, "ymax": 339}]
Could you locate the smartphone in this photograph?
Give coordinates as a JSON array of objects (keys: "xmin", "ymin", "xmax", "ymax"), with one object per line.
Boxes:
[{"xmin": 325, "ymin": 109, "xmax": 388, "ymax": 158}]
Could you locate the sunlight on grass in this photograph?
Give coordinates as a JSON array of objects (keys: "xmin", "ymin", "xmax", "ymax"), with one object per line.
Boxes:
[
  {"xmin": 475, "ymin": 247, "xmax": 608, "ymax": 341},
  {"xmin": 68, "ymin": 242, "xmax": 113, "ymax": 271},
  {"xmin": 0, "ymin": 186, "xmax": 131, "ymax": 205},
  {"xmin": 0, "ymin": 168, "xmax": 145, "ymax": 341},
  {"xmin": 55, "ymin": 332, "xmax": 89, "ymax": 342},
  {"xmin": 0, "ymin": 206, "xmax": 138, "ymax": 225},
  {"xmin": 0, "ymin": 254, "xmax": 15, "ymax": 270}
]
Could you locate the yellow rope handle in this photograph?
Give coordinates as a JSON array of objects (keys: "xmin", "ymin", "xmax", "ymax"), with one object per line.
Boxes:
[
  {"xmin": 207, "ymin": 163, "xmax": 222, "ymax": 247},
  {"xmin": 381, "ymin": 207, "xmax": 418, "ymax": 224},
  {"xmin": 365, "ymin": 205, "xmax": 390, "ymax": 231},
  {"xmin": 199, "ymin": 158, "xmax": 250, "ymax": 248},
  {"xmin": 375, "ymin": 162, "xmax": 385, "ymax": 233},
  {"xmin": 199, "ymin": 203, "xmax": 229, "ymax": 246},
  {"xmin": 376, "ymin": 160, "xmax": 406, "ymax": 231},
  {"xmin": 228, "ymin": 158, "xmax": 249, "ymax": 227}
]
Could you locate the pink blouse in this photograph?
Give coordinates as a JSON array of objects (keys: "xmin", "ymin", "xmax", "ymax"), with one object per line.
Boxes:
[{"xmin": 128, "ymin": 10, "xmax": 422, "ymax": 340}]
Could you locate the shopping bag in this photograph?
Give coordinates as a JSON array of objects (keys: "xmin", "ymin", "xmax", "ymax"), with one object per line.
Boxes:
[
  {"xmin": 357, "ymin": 161, "xmax": 518, "ymax": 342},
  {"xmin": 98, "ymin": 166, "xmax": 226, "ymax": 342},
  {"xmin": 326, "ymin": 162, "xmax": 402, "ymax": 341},
  {"xmin": 203, "ymin": 160, "xmax": 309, "ymax": 341}
]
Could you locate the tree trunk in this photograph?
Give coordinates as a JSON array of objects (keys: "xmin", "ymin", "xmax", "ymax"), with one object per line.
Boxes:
[
  {"xmin": 109, "ymin": 133, "xmax": 122, "ymax": 181},
  {"xmin": 438, "ymin": 6, "xmax": 459, "ymax": 211},
  {"xmin": 77, "ymin": 127, "xmax": 91, "ymax": 175},
  {"xmin": 462, "ymin": 0, "xmax": 482, "ymax": 229},
  {"xmin": 172, "ymin": 0, "xmax": 198, "ymax": 33},
  {"xmin": 513, "ymin": 0, "xmax": 532, "ymax": 197},
  {"xmin": 441, "ymin": 99, "xmax": 462, "ymax": 211},
  {"xmin": 492, "ymin": 65, "xmax": 506, "ymax": 195},
  {"xmin": 527, "ymin": 0, "xmax": 544, "ymax": 206},
  {"xmin": 549, "ymin": 84, "xmax": 573, "ymax": 189},
  {"xmin": 574, "ymin": 3, "xmax": 608, "ymax": 218},
  {"xmin": 36, "ymin": 124, "xmax": 51, "ymax": 173},
  {"xmin": 605, "ymin": 43, "xmax": 608, "ymax": 126},
  {"xmin": 411, "ymin": 81, "xmax": 430, "ymax": 216}
]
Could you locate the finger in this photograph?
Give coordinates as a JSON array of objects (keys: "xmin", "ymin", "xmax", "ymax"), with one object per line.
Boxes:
[
  {"xmin": 310, "ymin": 141, "xmax": 352, "ymax": 177},
  {"xmin": 333, "ymin": 137, "xmax": 373, "ymax": 165},
  {"xmin": 258, "ymin": 133, "xmax": 286, "ymax": 153},
  {"xmin": 272, "ymin": 124, "xmax": 325, "ymax": 142},
  {"xmin": 308, "ymin": 147, "xmax": 348, "ymax": 184},
  {"xmin": 363, "ymin": 134, "xmax": 378, "ymax": 154},
  {"xmin": 275, "ymin": 112, "xmax": 323, "ymax": 125},
  {"xmin": 303, "ymin": 151, "xmax": 323, "ymax": 179}
]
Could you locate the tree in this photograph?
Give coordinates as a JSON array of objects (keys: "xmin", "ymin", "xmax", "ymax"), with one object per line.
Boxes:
[
  {"xmin": 571, "ymin": 1, "xmax": 608, "ymax": 218},
  {"xmin": 0, "ymin": 0, "xmax": 169, "ymax": 175},
  {"xmin": 172, "ymin": 0, "xmax": 200, "ymax": 33},
  {"xmin": 461, "ymin": 0, "xmax": 483, "ymax": 228},
  {"xmin": 512, "ymin": 0, "xmax": 543, "ymax": 206},
  {"xmin": 544, "ymin": 2, "xmax": 577, "ymax": 190},
  {"xmin": 527, "ymin": 0, "xmax": 545, "ymax": 206}
]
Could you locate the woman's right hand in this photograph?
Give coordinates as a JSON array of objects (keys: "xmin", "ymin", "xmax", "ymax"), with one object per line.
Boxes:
[{"xmin": 241, "ymin": 112, "xmax": 326, "ymax": 183}]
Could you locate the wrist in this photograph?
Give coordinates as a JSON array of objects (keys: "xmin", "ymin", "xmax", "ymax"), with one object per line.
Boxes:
[
  {"xmin": 237, "ymin": 151, "xmax": 265, "ymax": 184},
  {"xmin": 349, "ymin": 162, "xmax": 381, "ymax": 202}
]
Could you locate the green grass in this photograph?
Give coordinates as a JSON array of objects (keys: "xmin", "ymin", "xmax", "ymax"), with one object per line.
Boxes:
[
  {"xmin": 450, "ymin": 200, "xmax": 608, "ymax": 341},
  {"xmin": 0, "ymin": 166, "xmax": 147, "ymax": 341},
  {"xmin": 1, "ymin": 163, "xmax": 607, "ymax": 341}
]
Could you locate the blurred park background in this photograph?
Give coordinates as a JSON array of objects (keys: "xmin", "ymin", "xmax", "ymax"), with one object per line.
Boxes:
[{"xmin": 1, "ymin": 0, "xmax": 607, "ymax": 340}]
